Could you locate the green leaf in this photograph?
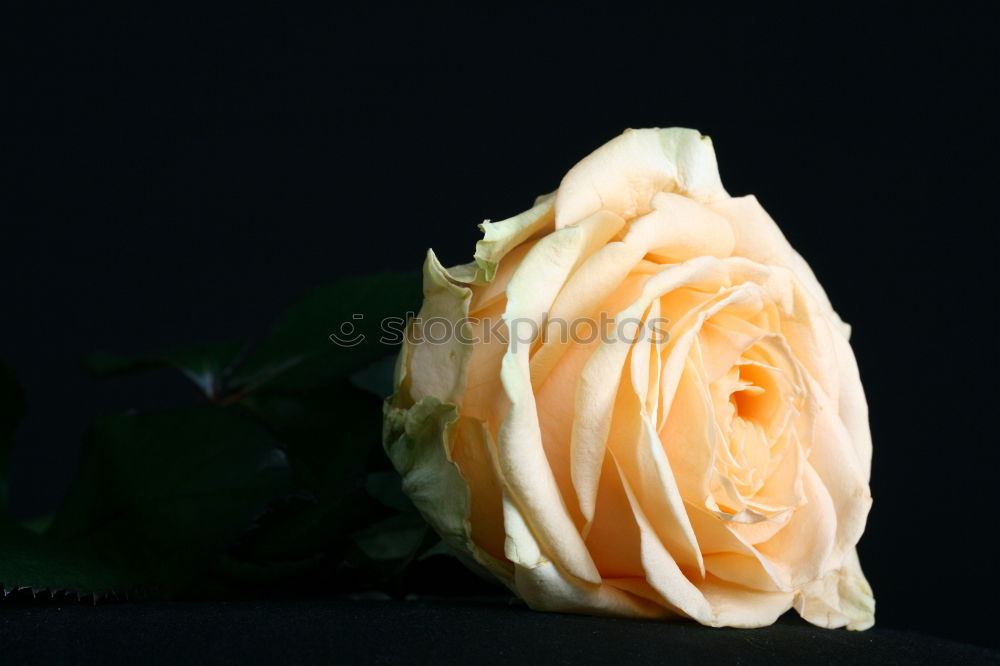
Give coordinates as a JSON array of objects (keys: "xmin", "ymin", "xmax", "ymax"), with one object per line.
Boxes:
[
  {"xmin": 351, "ymin": 514, "xmax": 428, "ymax": 563},
  {"xmin": 39, "ymin": 407, "xmax": 296, "ymax": 594},
  {"xmin": 365, "ymin": 470, "xmax": 416, "ymax": 514},
  {"xmin": 229, "ymin": 272, "xmax": 420, "ymax": 393},
  {"xmin": 81, "ymin": 272, "xmax": 420, "ymax": 400},
  {"xmin": 0, "ymin": 359, "xmax": 27, "ymax": 510},
  {"xmin": 417, "ymin": 539, "xmax": 456, "ymax": 562},
  {"xmin": 83, "ymin": 340, "xmax": 248, "ymax": 399},
  {"xmin": 220, "ymin": 487, "xmax": 389, "ymax": 571},
  {"xmin": 240, "ymin": 381, "xmax": 384, "ymax": 505},
  {"xmin": 2, "ymin": 272, "xmax": 428, "ymax": 597},
  {"xmin": 350, "ymin": 354, "xmax": 399, "ymax": 399},
  {"xmin": 0, "ymin": 517, "xmax": 149, "ymax": 597}
]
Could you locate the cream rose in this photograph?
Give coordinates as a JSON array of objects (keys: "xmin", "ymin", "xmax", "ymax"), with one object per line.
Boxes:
[{"xmin": 383, "ymin": 128, "xmax": 874, "ymax": 629}]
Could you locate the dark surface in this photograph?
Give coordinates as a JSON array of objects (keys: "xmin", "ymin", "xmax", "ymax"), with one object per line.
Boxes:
[
  {"xmin": 1, "ymin": 599, "xmax": 996, "ymax": 666},
  {"xmin": 3, "ymin": 2, "xmax": 998, "ymax": 652}
]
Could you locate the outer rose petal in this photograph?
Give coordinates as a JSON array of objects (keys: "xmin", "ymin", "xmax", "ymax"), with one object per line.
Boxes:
[
  {"xmin": 794, "ymin": 548, "xmax": 875, "ymax": 630},
  {"xmin": 514, "ymin": 560, "xmax": 672, "ymax": 619},
  {"xmin": 832, "ymin": 329, "xmax": 874, "ymax": 479},
  {"xmin": 496, "ymin": 211, "xmax": 625, "ymax": 583},
  {"xmin": 406, "ymin": 250, "xmax": 473, "ymax": 406},
  {"xmin": 472, "ymin": 194, "xmax": 555, "ymax": 284},
  {"xmin": 555, "ymin": 128, "xmax": 728, "ymax": 229},
  {"xmin": 699, "ymin": 577, "xmax": 794, "ymax": 629},
  {"xmin": 382, "ymin": 397, "xmax": 510, "ymax": 580},
  {"xmin": 710, "ymin": 195, "xmax": 852, "ymax": 339},
  {"xmin": 800, "ymin": 371, "xmax": 873, "ymax": 564}
]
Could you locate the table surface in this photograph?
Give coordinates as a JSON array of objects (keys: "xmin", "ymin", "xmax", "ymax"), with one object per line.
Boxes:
[{"xmin": 1, "ymin": 598, "xmax": 996, "ymax": 665}]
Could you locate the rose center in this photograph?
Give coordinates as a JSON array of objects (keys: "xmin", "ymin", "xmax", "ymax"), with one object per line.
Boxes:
[{"xmin": 709, "ymin": 346, "xmax": 804, "ymax": 519}]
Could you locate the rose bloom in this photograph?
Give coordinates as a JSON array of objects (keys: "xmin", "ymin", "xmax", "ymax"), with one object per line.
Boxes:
[{"xmin": 384, "ymin": 128, "xmax": 874, "ymax": 629}]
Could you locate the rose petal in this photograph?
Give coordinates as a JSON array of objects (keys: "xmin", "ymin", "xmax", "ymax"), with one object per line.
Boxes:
[
  {"xmin": 469, "ymin": 240, "xmax": 538, "ymax": 314},
  {"xmin": 757, "ymin": 462, "xmax": 837, "ymax": 587},
  {"xmin": 644, "ymin": 192, "xmax": 735, "ymax": 261},
  {"xmin": 711, "ymin": 195, "xmax": 850, "ymax": 338},
  {"xmin": 459, "ymin": 298, "xmax": 511, "ymax": 435},
  {"xmin": 800, "ymin": 371, "xmax": 873, "ymax": 562},
  {"xmin": 686, "ymin": 502, "xmax": 790, "ymax": 592},
  {"xmin": 832, "ymin": 328, "xmax": 873, "ymax": 479},
  {"xmin": 613, "ymin": 454, "xmax": 715, "ymax": 623},
  {"xmin": 497, "ymin": 211, "xmax": 626, "ymax": 582},
  {"xmin": 794, "ymin": 547, "xmax": 875, "ymax": 630},
  {"xmin": 473, "ymin": 194, "xmax": 555, "ymax": 284},
  {"xmin": 450, "ymin": 415, "xmax": 513, "ymax": 568},
  {"xmin": 609, "ymin": 389, "xmax": 704, "ymax": 574},
  {"xmin": 502, "ymin": 483, "xmax": 672, "ymax": 619},
  {"xmin": 407, "ymin": 250, "xmax": 474, "ymax": 406},
  {"xmin": 530, "ymin": 195, "xmax": 730, "ymax": 387},
  {"xmin": 570, "ymin": 257, "xmax": 729, "ymax": 525},
  {"xmin": 698, "ymin": 576, "xmax": 794, "ymax": 628},
  {"xmin": 556, "ymin": 128, "xmax": 728, "ymax": 229},
  {"xmin": 383, "ymin": 397, "xmax": 510, "ymax": 581},
  {"xmin": 514, "ymin": 560, "xmax": 673, "ymax": 619},
  {"xmin": 658, "ymin": 358, "xmax": 716, "ymax": 507}
]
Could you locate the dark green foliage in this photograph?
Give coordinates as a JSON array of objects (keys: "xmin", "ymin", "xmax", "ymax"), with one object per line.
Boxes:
[{"xmin": 0, "ymin": 271, "xmax": 494, "ymax": 600}]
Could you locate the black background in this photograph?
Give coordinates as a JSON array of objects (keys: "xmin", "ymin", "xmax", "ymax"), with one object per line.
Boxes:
[{"xmin": 3, "ymin": 3, "xmax": 998, "ymax": 651}]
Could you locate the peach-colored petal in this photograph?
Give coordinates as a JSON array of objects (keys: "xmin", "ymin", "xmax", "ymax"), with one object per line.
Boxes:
[
  {"xmin": 502, "ymin": 481, "xmax": 671, "ymax": 619},
  {"xmin": 585, "ymin": 454, "xmax": 647, "ymax": 579},
  {"xmin": 832, "ymin": 329, "xmax": 873, "ymax": 479},
  {"xmin": 711, "ymin": 194, "xmax": 850, "ymax": 338},
  {"xmin": 794, "ymin": 548, "xmax": 875, "ymax": 630},
  {"xmin": 533, "ymin": 336, "xmax": 604, "ymax": 530},
  {"xmin": 643, "ymin": 192, "xmax": 735, "ymax": 261},
  {"xmin": 657, "ymin": 284, "xmax": 764, "ymax": 438},
  {"xmin": 468, "ymin": 240, "xmax": 537, "ymax": 314},
  {"xmin": 734, "ymin": 262, "xmax": 843, "ymax": 417},
  {"xmin": 750, "ymin": 430, "xmax": 806, "ymax": 516},
  {"xmin": 496, "ymin": 211, "xmax": 625, "ymax": 583},
  {"xmin": 450, "ymin": 415, "xmax": 512, "ymax": 568},
  {"xmin": 406, "ymin": 250, "xmax": 474, "ymax": 406},
  {"xmin": 613, "ymin": 455, "xmax": 715, "ymax": 623},
  {"xmin": 801, "ymin": 371, "xmax": 873, "ymax": 561},
  {"xmin": 757, "ymin": 462, "xmax": 837, "ymax": 587},
  {"xmin": 658, "ymin": 358, "xmax": 716, "ymax": 507},
  {"xmin": 609, "ymin": 389, "xmax": 704, "ymax": 574},
  {"xmin": 698, "ymin": 315, "xmax": 767, "ymax": 383},
  {"xmin": 702, "ymin": 553, "xmax": 787, "ymax": 593},
  {"xmin": 530, "ymin": 194, "xmax": 729, "ymax": 387},
  {"xmin": 472, "ymin": 194, "xmax": 555, "ymax": 284},
  {"xmin": 571, "ymin": 257, "xmax": 729, "ymax": 525},
  {"xmin": 460, "ymin": 299, "xmax": 510, "ymax": 435},
  {"xmin": 514, "ymin": 560, "xmax": 672, "ymax": 619},
  {"xmin": 556, "ymin": 128, "xmax": 728, "ymax": 229},
  {"xmin": 698, "ymin": 576, "xmax": 794, "ymax": 628},
  {"xmin": 383, "ymin": 397, "xmax": 510, "ymax": 581},
  {"xmin": 686, "ymin": 502, "xmax": 790, "ymax": 593}
]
